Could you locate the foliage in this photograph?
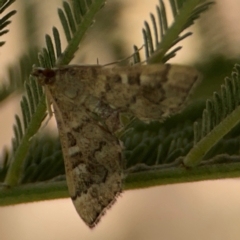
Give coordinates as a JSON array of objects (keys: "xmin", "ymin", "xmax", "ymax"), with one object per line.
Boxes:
[
  {"xmin": 3, "ymin": 0, "xmax": 240, "ymax": 207},
  {"xmin": 0, "ymin": 0, "xmax": 16, "ymax": 47}
]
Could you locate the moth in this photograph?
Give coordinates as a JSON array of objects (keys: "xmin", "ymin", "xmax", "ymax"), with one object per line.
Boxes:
[{"xmin": 32, "ymin": 64, "xmax": 200, "ymax": 228}]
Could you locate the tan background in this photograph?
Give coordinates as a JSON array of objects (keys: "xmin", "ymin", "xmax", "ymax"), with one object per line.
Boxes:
[{"xmin": 1, "ymin": 0, "xmax": 240, "ymax": 239}]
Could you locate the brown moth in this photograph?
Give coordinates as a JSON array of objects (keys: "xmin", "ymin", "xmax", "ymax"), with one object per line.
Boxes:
[{"xmin": 32, "ymin": 64, "xmax": 200, "ymax": 228}]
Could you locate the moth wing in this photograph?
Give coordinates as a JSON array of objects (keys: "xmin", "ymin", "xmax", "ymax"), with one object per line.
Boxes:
[
  {"xmin": 32, "ymin": 66, "xmax": 123, "ymax": 227},
  {"xmin": 51, "ymin": 97, "xmax": 122, "ymax": 228},
  {"xmin": 90, "ymin": 64, "xmax": 200, "ymax": 121}
]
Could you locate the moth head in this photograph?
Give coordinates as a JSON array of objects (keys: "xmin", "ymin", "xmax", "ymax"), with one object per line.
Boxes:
[{"xmin": 31, "ymin": 67, "xmax": 56, "ymax": 85}]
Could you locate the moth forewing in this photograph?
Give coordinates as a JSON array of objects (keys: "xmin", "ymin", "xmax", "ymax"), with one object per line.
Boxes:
[
  {"xmin": 32, "ymin": 63, "xmax": 200, "ymax": 227},
  {"xmin": 93, "ymin": 64, "xmax": 200, "ymax": 120}
]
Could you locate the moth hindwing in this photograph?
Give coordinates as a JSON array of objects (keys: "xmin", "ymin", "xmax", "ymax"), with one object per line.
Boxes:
[{"xmin": 32, "ymin": 64, "xmax": 200, "ymax": 227}]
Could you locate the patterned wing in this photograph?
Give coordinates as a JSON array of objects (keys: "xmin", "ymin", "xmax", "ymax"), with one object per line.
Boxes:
[
  {"xmin": 89, "ymin": 64, "xmax": 200, "ymax": 121},
  {"xmin": 32, "ymin": 63, "xmax": 200, "ymax": 227},
  {"xmin": 32, "ymin": 67, "xmax": 123, "ymax": 227},
  {"xmin": 34, "ymin": 64, "xmax": 200, "ymax": 122}
]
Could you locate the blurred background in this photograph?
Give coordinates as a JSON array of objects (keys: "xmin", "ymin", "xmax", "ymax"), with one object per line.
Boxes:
[{"xmin": 1, "ymin": 0, "xmax": 240, "ymax": 239}]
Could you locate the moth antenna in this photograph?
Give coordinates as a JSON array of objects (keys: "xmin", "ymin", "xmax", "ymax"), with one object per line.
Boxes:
[{"xmin": 103, "ymin": 45, "xmax": 145, "ymax": 67}]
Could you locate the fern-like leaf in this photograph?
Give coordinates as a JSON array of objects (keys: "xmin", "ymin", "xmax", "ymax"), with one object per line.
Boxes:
[
  {"xmin": 4, "ymin": 0, "xmax": 106, "ymax": 187},
  {"xmin": 184, "ymin": 64, "xmax": 240, "ymax": 167},
  {"xmin": 133, "ymin": 0, "xmax": 214, "ymax": 63},
  {"xmin": 0, "ymin": 0, "xmax": 16, "ymax": 47},
  {"xmin": 0, "ymin": 48, "xmax": 39, "ymax": 102},
  {"xmin": 2, "ymin": 1, "xmax": 239, "ymax": 207},
  {"xmin": 37, "ymin": 0, "xmax": 106, "ymax": 67},
  {"xmin": 4, "ymin": 76, "xmax": 47, "ymax": 186}
]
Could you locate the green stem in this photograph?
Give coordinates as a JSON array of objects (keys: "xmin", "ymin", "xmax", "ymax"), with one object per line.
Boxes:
[
  {"xmin": 4, "ymin": 96, "xmax": 46, "ymax": 186},
  {"xmin": 2, "ymin": 160, "xmax": 240, "ymax": 206},
  {"xmin": 184, "ymin": 105, "xmax": 240, "ymax": 167}
]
